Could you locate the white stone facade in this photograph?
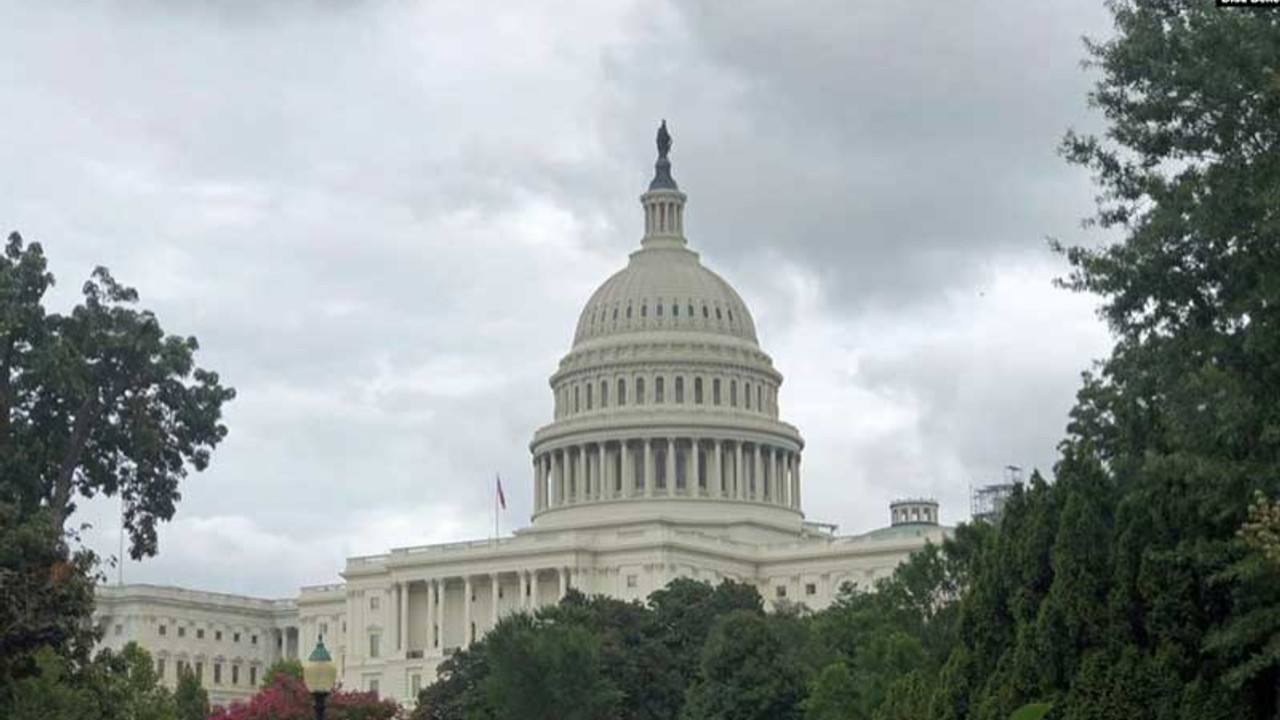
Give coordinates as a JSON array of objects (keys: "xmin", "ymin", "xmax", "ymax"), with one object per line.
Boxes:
[{"xmin": 93, "ymin": 127, "xmax": 949, "ymax": 706}]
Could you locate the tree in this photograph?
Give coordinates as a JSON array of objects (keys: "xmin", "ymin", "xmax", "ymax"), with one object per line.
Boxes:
[
  {"xmin": 260, "ymin": 658, "xmax": 303, "ymax": 688},
  {"xmin": 411, "ymin": 639, "xmax": 491, "ymax": 720},
  {"xmin": 208, "ymin": 672, "xmax": 404, "ymax": 720},
  {"xmin": 0, "ymin": 504, "xmax": 98, "ymax": 696},
  {"xmin": 85, "ymin": 642, "xmax": 178, "ymax": 720},
  {"xmin": 0, "ymin": 231, "xmax": 235, "ymax": 558},
  {"xmin": 480, "ymin": 614, "xmax": 620, "ymax": 720},
  {"xmin": 681, "ymin": 610, "xmax": 806, "ymax": 720},
  {"xmin": 174, "ymin": 666, "xmax": 208, "ymax": 720}
]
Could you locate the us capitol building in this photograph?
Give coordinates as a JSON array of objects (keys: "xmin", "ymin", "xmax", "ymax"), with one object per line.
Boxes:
[{"xmin": 92, "ymin": 124, "xmax": 947, "ymax": 706}]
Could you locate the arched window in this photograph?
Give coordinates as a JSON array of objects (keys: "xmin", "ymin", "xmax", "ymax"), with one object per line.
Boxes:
[
  {"xmin": 694, "ymin": 377, "xmax": 704, "ymax": 405},
  {"xmin": 657, "ymin": 302, "xmax": 663, "ymax": 317},
  {"xmin": 675, "ymin": 376, "xmax": 685, "ymax": 403},
  {"xmin": 586, "ymin": 382, "xmax": 593, "ymax": 410},
  {"xmin": 655, "ymin": 377, "xmax": 665, "ymax": 404},
  {"xmin": 757, "ymin": 385, "xmax": 763, "ymax": 411},
  {"xmin": 702, "ymin": 305, "xmax": 709, "ymax": 318},
  {"xmin": 672, "ymin": 303, "xmax": 678, "ymax": 317},
  {"xmin": 618, "ymin": 378, "xmax": 627, "ymax": 406},
  {"xmin": 626, "ymin": 305, "xmax": 632, "ymax": 319},
  {"xmin": 728, "ymin": 309, "xmax": 734, "ymax": 322},
  {"xmin": 601, "ymin": 380, "xmax": 609, "ymax": 408},
  {"xmin": 641, "ymin": 304, "xmax": 647, "ymax": 318},
  {"xmin": 730, "ymin": 380, "xmax": 738, "ymax": 407},
  {"xmin": 574, "ymin": 386, "xmax": 580, "ymax": 413},
  {"xmin": 713, "ymin": 378, "xmax": 721, "ymax": 405},
  {"xmin": 688, "ymin": 303, "xmax": 694, "ymax": 317},
  {"xmin": 745, "ymin": 382, "xmax": 752, "ymax": 409},
  {"xmin": 636, "ymin": 377, "xmax": 646, "ymax": 405},
  {"xmin": 715, "ymin": 307, "xmax": 722, "ymax": 320}
]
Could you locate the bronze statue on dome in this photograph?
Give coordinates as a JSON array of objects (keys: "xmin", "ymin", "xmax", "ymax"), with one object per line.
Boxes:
[{"xmin": 656, "ymin": 120, "xmax": 672, "ymax": 159}]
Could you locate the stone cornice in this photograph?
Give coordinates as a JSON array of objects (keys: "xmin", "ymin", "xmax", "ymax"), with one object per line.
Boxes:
[{"xmin": 529, "ymin": 413, "xmax": 803, "ymax": 450}]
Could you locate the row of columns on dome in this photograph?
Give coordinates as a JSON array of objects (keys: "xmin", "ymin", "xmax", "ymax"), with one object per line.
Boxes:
[
  {"xmin": 383, "ymin": 567, "xmax": 584, "ymax": 656},
  {"xmin": 532, "ymin": 439, "xmax": 801, "ymax": 512}
]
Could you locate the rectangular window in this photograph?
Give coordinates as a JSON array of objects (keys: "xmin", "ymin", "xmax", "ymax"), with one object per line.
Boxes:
[
  {"xmin": 251, "ymin": 634, "xmax": 258, "ymax": 645},
  {"xmin": 197, "ymin": 628, "xmax": 205, "ymax": 640},
  {"xmin": 411, "ymin": 674, "xmax": 422, "ymax": 695},
  {"xmin": 159, "ymin": 624, "xmax": 167, "ymax": 636},
  {"xmin": 636, "ymin": 377, "xmax": 645, "ymax": 405},
  {"xmin": 369, "ymin": 633, "xmax": 381, "ymax": 658},
  {"xmin": 214, "ymin": 663, "xmax": 222, "ymax": 684},
  {"xmin": 713, "ymin": 378, "xmax": 721, "ymax": 405},
  {"xmin": 805, "ymin": 583, "xmax": 817, "ymax": 596},
  {"xmin": 232, "ymin": 664, "xmax": 239, "ymax": 685},
  {"xmin": 178, "ymin": 626, "xmax": 186, "ymax": 638},
  {"xmin": 601, "ymin": 381, "xmax": 608, "ymax": 408},
  {"xmin": 369, "ymin": 679, "xmax": 379, "ymax": 695},
  {"xmin": 371, "ymin": 595, "xmax": 380, "ymax": 610},
  {"xmin": 757, "ymin": 386, "xmax": 762, "ymax": 411},
  {"xmin": 215, "ymin": 630, "xmax": 222, "ymax": 641},
  {"xmin": 114, "ymin": 624, "xmax": 123, "ymax": 636},
  {"xmin": 156, "ymin": 659, "xmax": 166, "ymax": 680},
  {"xmin": 233, "ymin": 632, "xmax": 241, "ymax": 643},
  {"xmin": 574, "ymin": 386, "xmax": 580, "ymax": 412},
  {"xmin": 694, "ymin": 378, "xmax": 703, "ymax": 404},
  {"xmin": 250, "ymin": 667, "xmax": 258, "ymax": 686},
  {"xmin": 775, "ymin": 586, "xmax": 787, "ymax": 598},
  {"xmin": 655, "ymin": 377, "xmax": 665, "ymax": 403},
  {"xmin": 586, "ymin": 383, "xmax": 593, "ymax": 409},
  {"xmin": 675, "ymin": 377, "xmax": 684, "ymax": 403},
  {"xmin": 626, "ymin": 575, "xmax": 638, "ymax": 588},
  {"xmin": 618, "ymin": 378, "xmax": 626, "ymax": 406},
  {"xmin": 731, "ymin": 380, "xmax": 738, "ymax": 407},
  {"xmin": 320, "ymin": 622, "xmax": 329, "ymax": 639},
  {"xmin": 745, "ymin": 382, "xmax": 752, "ymax": 408}
]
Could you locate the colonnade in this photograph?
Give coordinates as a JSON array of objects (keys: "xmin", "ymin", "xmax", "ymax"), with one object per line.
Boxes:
[
  {"xmin": 531, "ymin": 439, "xmax": 800, "ymax": 513},
  {"xmin": 386, "ymin": 567, "xmax": 580, "ymax": 658}
]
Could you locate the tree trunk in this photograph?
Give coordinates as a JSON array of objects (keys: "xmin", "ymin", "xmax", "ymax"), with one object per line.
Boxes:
[{"xmin": 48, "ymin": 396, "xmax": 94, "ymax": 531}]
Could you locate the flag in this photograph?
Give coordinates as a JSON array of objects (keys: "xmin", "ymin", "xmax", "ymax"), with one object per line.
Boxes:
[{"xmin": 496, "ymin": 474, "xmax": 507, "ymax": 510}]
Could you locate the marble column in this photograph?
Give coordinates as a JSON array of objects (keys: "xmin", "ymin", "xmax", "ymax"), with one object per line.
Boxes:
[
  {"xmin": 491, "ymin": 574, "xmax": 500, "ymax": 625},
  {"xmin": 434, "ymin": 579, "xmax": 445, "ymax": 651},
  {"xmin": 531, "ymin": 570, "xmax": 540, "ymax": 609},
  {"xmin": 599, "ymin": 443, "xmax": 607, "ymax": 499},
  {"xmin": 622, "ymin": 441, "xmax": 633, "ymax": 498},
  {"xmin": 712, "ymin": 440, "xmax": 722, "ymax": 497},
  {"xmin": 534, "ymin": 456, "xmax": 545, "ymax": 511},
  {"xmin": 398, "ymin": 582, "xmax": 408, "ymax": 652},
  {"xmin": 788, "ymin": 453, "xmax": 798, "ymax": 509},
  {"xmin": 665, "ymin": 438, "xmax": 676, "ymax": 495},
  {"xmin": 747, "ymin": 443, "xmax": 757, "ymax": 499},
  {"xmin": 577, "ymin": 446, "xmax": 586, "ymax": 503},
  {"xmin": 552, "ymin": 452, "xmax": 563, "ymax": 507},
  {"xmin": 463, "ymin": 576, "xmax": 473, "ymax": 647},
  {"xmin": 691, "ymin": 437, "xmax": 701, "ymax": 495},
  {"xmin": 735, "ymin": 443, "xmax": 744, "ymax": 500},
  {"xmin": 644, "ymin": 440, "xmax": 655, "ymax": 498},
  {"xmin": 426, "ymin": 579, "xmax": 437, "ymax": 651},
  {"xmin": 558, "ymin": 567, "xmax": 567, "ymax": 600}
]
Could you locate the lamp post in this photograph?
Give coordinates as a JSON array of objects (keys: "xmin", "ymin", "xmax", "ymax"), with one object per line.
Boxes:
[{"xmin": 303, "ymin": 638, "xmax": 338, "ymax": 720}]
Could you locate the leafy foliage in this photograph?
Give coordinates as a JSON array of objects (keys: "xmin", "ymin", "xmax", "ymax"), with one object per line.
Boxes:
[
  {"xmin": 208, "ymin": 671, "xmax": 405, "ymax": 720},
  {"xmin": 0, "ymin": 231, "xmax": 235, "ymax": 559}
]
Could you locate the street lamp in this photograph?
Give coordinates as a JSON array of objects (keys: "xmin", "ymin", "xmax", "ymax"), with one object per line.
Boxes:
[{"xmin": 303, "ymin": 638, "xmax": 338, "ymax": 720}]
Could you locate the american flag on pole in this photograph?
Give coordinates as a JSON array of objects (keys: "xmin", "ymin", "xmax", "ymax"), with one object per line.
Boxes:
[{"xmin": 496, "ymin": 474, "xmax": 507, "ymax": 510}]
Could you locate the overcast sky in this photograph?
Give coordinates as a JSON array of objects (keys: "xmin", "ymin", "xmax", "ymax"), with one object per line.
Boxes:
[{"xmin": 2, "ymin": 0, "xmax": 1117, "ymax": 597}]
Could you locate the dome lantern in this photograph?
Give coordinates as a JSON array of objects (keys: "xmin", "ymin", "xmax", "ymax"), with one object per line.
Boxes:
[{"xmin": 641, "ymin": 120, "xmax": 688, "ymax": 249}]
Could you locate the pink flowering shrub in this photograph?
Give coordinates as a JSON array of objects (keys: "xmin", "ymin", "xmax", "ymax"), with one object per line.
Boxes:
[{"xmin": 207, "ymin": 673, "xmax": 405, "ymax": 720}]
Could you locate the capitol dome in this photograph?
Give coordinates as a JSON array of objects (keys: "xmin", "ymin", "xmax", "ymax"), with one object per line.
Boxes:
[
  {"xmin": 572, "ymin": 245, "xmax": 759, "ymax": 347},
  {"xmin": 528, "ymin": 121, "xmax": 805, "ymax": 536}
]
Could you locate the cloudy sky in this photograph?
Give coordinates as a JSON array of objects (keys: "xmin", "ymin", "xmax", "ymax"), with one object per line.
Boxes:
[{"xmin": 2, "ymin": 0, "xmax": 1117, "ymax": 597}]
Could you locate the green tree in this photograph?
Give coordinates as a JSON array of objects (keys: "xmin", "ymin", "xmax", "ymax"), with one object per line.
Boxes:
[
  {"xmin": 681, "ymin": 610, "xmax": 805, "ymax": 720},
  {"xmin": 0, "ymin": 504, "xmax": 98, "ymax": 697},
  {"xmin": 802, "ymin": 662, "xmax": 860, "ymax": 720},
  {"xmin": 0, "ymin": 231, "xmax": 235, "ymax": 558},
  {"xmin": 175, "ymin": 665, "xmax": 209, "ymax": 720},
  {"xmin": 261, "ymin": 658, "xmax": 303, "ymax": 688},
  {"xmin": 481, "ymin": 614, "xmax": 620, "ymax": 720},
  {"xmin": 411, "ymin": 639, "xmax": 491, "ymax": 720}
]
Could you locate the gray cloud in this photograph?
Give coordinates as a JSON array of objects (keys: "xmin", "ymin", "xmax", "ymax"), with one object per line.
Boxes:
[{"xmin": 4, "ymin": 0, "xmax": 1116, "ymax": 596}]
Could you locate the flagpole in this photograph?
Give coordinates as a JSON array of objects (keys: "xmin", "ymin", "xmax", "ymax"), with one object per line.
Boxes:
[{"xmin": 494, "ymin": 474, "xmax": 500, "ymax": 543}]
